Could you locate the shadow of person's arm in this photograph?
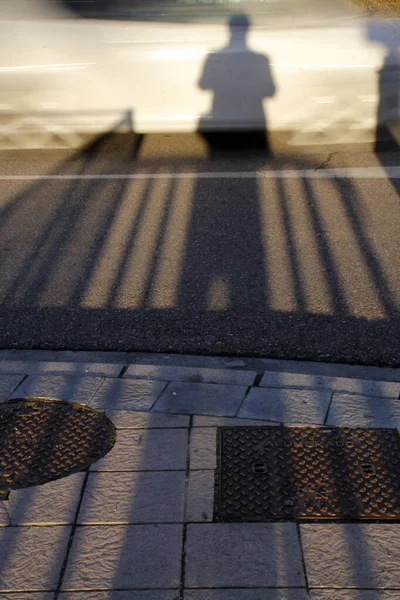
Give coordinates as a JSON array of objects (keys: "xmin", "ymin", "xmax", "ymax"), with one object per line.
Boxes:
[
  {"xmin": 198, "ymin": 54, "xmax": 215, "ymax": 90},
  {"xmin": 262, "ymin": 56, "xmax": 276, "ymax": 98}
]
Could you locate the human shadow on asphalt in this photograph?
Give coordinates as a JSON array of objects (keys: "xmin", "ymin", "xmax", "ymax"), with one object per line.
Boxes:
[
  {"xmin": 177, "ymin": 14, "xmax": 275, "ymax": 314},
  {"xmin": 197, "ymin": 13, "xmax": 275, "ymax": 154}
]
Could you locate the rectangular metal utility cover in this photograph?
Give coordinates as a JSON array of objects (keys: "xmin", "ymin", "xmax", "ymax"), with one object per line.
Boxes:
[{"xmin": 216, "ymin": 427, "xmax": 400, "ymax": 521}]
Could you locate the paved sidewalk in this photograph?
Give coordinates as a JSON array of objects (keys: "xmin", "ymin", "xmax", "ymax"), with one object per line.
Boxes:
[{"xmin": 0, "ymin": 351, "xmax": 400, "ymax": 599}]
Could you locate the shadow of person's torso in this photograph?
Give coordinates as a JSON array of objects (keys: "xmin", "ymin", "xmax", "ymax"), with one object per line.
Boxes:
[{"xmin": 198, "ymin": 14, "xmax": 275, "ymax": 140}]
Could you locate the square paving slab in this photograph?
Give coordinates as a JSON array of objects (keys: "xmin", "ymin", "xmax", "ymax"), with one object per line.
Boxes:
[{"xmin": 216, "ymin": 426, "xmax": 400, "ymax": 521}]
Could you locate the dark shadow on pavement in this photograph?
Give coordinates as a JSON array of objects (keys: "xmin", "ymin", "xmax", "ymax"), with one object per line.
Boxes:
[{"xmin": 369, "ymin": 20, "xmax": 400, "ymax": 195}]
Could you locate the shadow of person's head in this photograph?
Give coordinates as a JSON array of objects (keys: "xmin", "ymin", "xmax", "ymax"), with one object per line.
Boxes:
[{"xmin": 228, "ymin": 13, "xmax": 251, "ymax": 46}]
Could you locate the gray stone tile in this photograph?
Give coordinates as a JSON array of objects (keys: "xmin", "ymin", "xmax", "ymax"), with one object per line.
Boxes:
[
  {"xmin": 91, "ymin": 428, "xmax": 188, "ymax": 471},
  {"xmin": 239, "ymin": 388, "xmax": 331, "ymax": 424},
  {"xmin": 326, "ymin": 393, "xmax": 400, "ymax": 428},
  {"xmin": 260, "ymin": 372, "xmax": 400, "ymax": 398},
  {"xmin": 193, "ymin": 416, "xmax": 277, "ymax": 427},
  {"xmin": 59, "ymin": 593, "xmax": 180, "ymax": 600},
  {"xmin": 0, "ymin": 349, "xmax": 126, "ymax": 363},
  {"xmin": 185, "ymin": 523, "xmax": 305, "ymax": 588},
  {"xmin": 2, "ymin": 350, "xmax": 399, "ymax": 383},
  {"xmin": 125, "ymin": 364, "xmax": 256, "ymax": 386},
  {"xmin": 258, "ymin": 360, "xmax": 400, "ymax": 383},
  {"xmin": 0, "ymin": 473, "xmax": 84, "ymax": 526},
  {"xmin": 0, "ymin": 374, "xmax": 24, "ymax": 401},
  {"xmin": 91, "ymin": 379, "xmax": 167, "ymax": 411},
  {"xmin": 79, "ymin": 471, "xmax": 186, "ymax": 524},
  {"xmin": 190, "ymin": 428, "xmax": 217, "ymax": 470},
  {"xmin": 0, "ymin": 594, "xmax": 54, "ymax": 600},
  {"xmin": 310, "ymin": 592, "xmax": 400, "ymax": 600},
  {"xmin": 9, "ymin": 375, "xmax": 104, "ymax": 404},
  {"xmin": 0, "ymin": 361, "xmax": 122, "ymax": 377},
  {"xmin": 63, "ymin": 524, "xmax": 182, "ymax": 589},
  {"xmin": 107, "ymin": 410, "xmax": 190, "ymax": 429},
  {"xmin": 0, "ymin": 526, "xmax": 71, "ymax": 590},
  {"xmin": 154, "ymin": 382, "xmax": 247, "ymax": 417},
  {"xmin": 301, "ymin": 523, "xmax": 400, "ymax": 588},
  {"xmin": 186, "ymin": 471, "xmax": 215, "ymax": 522},
  {"xmin": 185, "ymin": 592, "xmax": 308, "ymax": 600},
  {"xmin": 0, "ymin": 503, "xmax": 9, "ymax": 525},
  {"xmin": 127, "ymin": 355, "xmax": 233, "ymax": 369}
]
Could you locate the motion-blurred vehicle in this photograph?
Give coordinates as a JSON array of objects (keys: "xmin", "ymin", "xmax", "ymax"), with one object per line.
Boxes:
[{"xmin": 0, "ymin": 0, "xmax": 398, "ymax": 148}]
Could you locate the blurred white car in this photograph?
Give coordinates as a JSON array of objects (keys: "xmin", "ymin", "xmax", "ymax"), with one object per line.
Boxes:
[{"xmin": 0, "ymin": 0, "xmax": 398, "ymax": 148}]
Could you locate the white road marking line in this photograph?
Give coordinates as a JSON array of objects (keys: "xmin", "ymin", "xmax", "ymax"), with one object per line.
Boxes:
[
  {"xmin": 0, "ymin": 167, "xmax": 399, "ymax": 181},
  {"xmin": 0, "ymin": 63, "xmax": 95, "ymax": 72}
]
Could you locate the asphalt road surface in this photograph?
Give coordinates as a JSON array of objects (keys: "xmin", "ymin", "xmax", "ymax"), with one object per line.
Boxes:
[{"xmin": 0, "ymin": 133, "xmax": 399, "ymax": 365}]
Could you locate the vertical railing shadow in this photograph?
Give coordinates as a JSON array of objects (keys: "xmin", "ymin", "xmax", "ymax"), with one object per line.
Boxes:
[
  {"xmin": 63, "ymin": 407, "xmax": 186, "ymax": 594},
  {"xmin": 0, "ymin": 111, "xmax": 141, "ymax": 309}
]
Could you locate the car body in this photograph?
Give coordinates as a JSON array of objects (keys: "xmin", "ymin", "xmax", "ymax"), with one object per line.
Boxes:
[{"xmin": 0, "ymin": 0, "xmax": 399, "ymax": 148}]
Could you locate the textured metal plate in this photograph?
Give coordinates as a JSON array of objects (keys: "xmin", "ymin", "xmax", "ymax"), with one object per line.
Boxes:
[
  {"xmin": 217, "ymin": 427, "xmax": 400, "ymax": 521},
  {"xmin": 0, "ymin": 398, "xmax": 116, "ymax": 495}
]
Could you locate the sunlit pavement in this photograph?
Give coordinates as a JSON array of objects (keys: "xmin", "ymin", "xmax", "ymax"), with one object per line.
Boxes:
[
  {"xmin": 0, "ymin": 137, "xmax": 399, "ymax": 365},
  {"xmin": 0, "ymin": 350, "xmax": 400, "ymax": 597}
]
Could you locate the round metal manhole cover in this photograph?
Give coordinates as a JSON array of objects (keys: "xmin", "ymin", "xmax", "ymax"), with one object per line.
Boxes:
[{"xmin": 0, "ymin": 398, "xmax": 116, "ymax": 495}]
